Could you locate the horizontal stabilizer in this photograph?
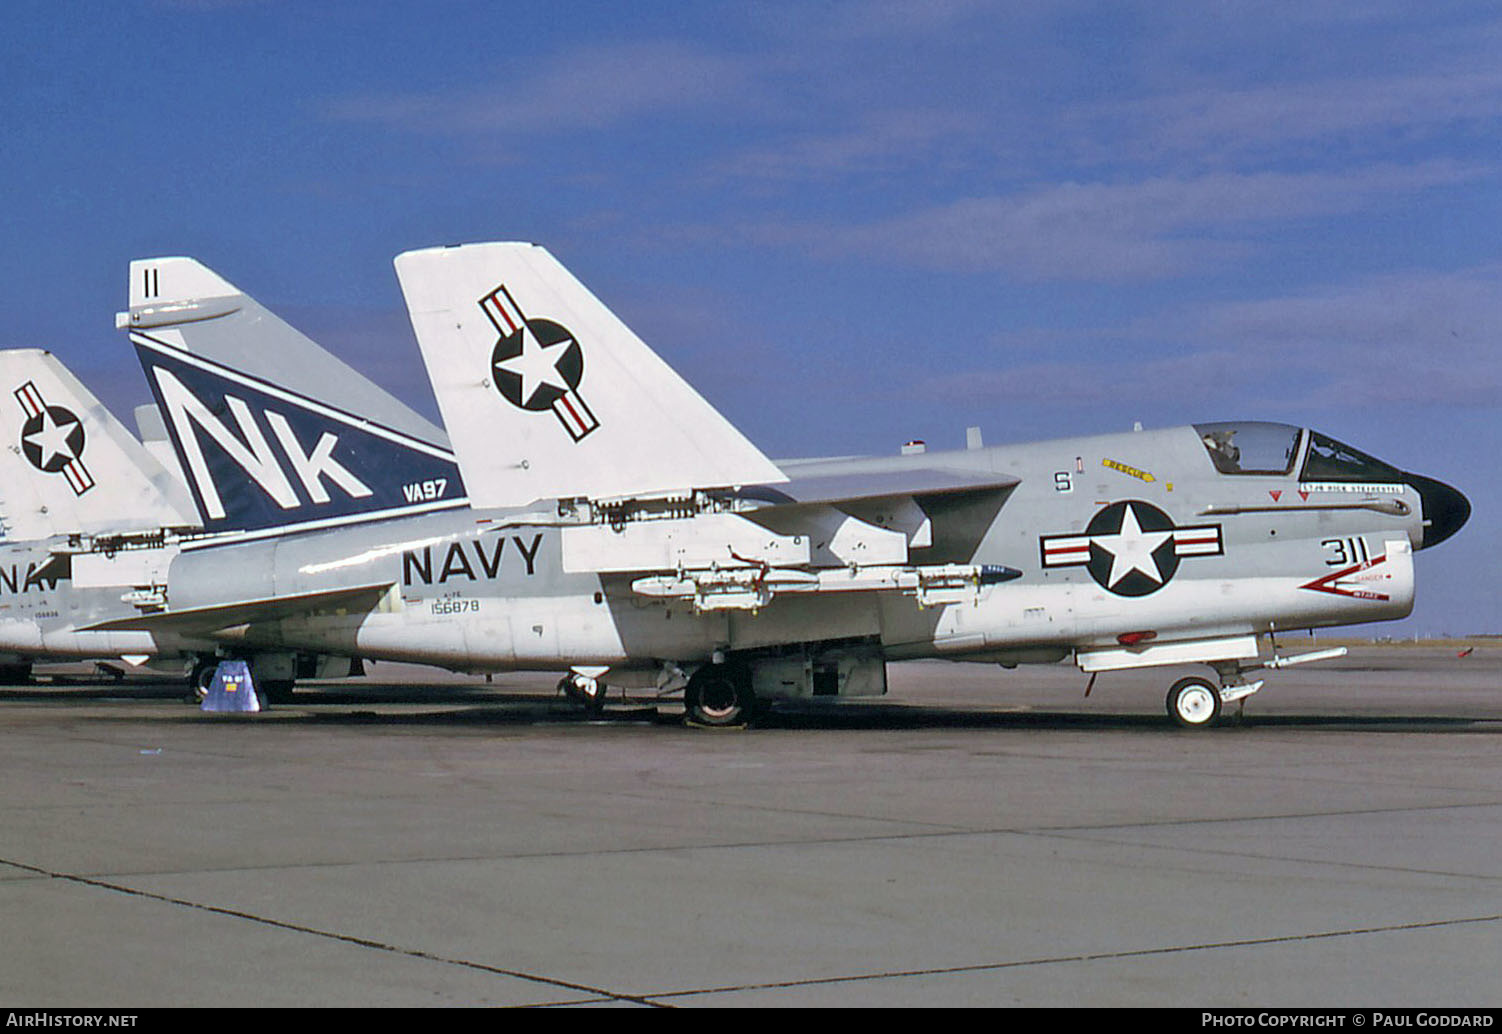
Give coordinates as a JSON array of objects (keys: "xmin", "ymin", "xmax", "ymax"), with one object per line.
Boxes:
[
  {"xmin": 395, "ymin": 242, "xmax": 787, "ymax": 508},
  {"xmin": 0, "ymin": 349, "xmax": 198, "ymax": 540},
  {"xmin": 84, "ymin": 582, "xmax": 393, "ymax": 635}
]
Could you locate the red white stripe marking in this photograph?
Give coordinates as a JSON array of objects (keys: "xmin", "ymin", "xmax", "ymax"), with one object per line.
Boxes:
[
  {"xmin": 479, "ymin": 287, "xmax": 525, "ymax": 336},
  {"xmin": 15, "ymin": 382, "xmax": 45, "ymax": 419}
]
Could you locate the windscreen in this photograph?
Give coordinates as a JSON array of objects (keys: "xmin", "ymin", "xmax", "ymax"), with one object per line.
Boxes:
[{"xmin": 1300, "ymin": 430, "xmax": 1403, "ymax": 483}]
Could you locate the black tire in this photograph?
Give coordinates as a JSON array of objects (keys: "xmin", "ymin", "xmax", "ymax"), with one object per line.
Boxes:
[
  {"xmin": 189, "ymin": 659, "xmax": 218, "ymax": 703},
  {"xmin": 684, "ymin": 663, "xmax": 753, "ymax": 727},
  {"xmin": 1166, "ymin": 676, "xmax": 1221, "ymax": 729},
  {"xmin": 559, "ymin": 674, "xmax": 607, "ymax": 715},
  {"xmin": 261, "ymin": 680, "xmax": 297, "ymax": 705}
]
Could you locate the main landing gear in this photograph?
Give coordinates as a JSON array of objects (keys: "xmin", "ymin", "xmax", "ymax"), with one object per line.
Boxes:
[
  {"xmin": 558, "ymin": 671, "xmax": 608, "ymax": 715},
  {"xmin": 683, "ymin": 662, "xmax": 755, "ymax": 728},
  {"xmin": 187, "ymin": 657, "xmax": 297, "ymax": 705},
  {"xmin": 189, "ymin": 658, "xmax": 217, "ymax": 703}
]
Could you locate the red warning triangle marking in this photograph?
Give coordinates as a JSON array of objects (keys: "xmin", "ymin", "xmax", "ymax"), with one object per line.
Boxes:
[{"xmin": 1269, "ymin": 490, "xmax": 1282, "ymax": 501}]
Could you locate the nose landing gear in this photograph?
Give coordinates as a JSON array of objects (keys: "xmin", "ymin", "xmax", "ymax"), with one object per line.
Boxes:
[
  {"xmin": 1166, "ymin": 676, "xmax": 1221, "ymax": 728},
  {"xmin": 1164, "ymin": 643, "xmax": 1348, "ymax": 728}
]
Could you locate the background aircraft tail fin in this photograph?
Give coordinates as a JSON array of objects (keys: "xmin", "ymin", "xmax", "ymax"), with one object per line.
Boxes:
[
  {"xmin": 0, "ymin": 349, "xmax": 198, "ymax": 540},
  {"xmin": 121, "ymin": 257, "xmax": 449, "ymax": 448},
  {"xmin": 119, "ymin": 258, "xmax": 466, "ymax": 536},
  {"xmin": 395, "ymin": 242, "xmax": 786, "ymax": 509}
]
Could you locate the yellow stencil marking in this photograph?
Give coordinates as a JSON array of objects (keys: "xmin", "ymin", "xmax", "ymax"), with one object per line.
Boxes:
[{"xmin": 1102, "ymin": 458, "xmax": 1155, "ymax": 483}]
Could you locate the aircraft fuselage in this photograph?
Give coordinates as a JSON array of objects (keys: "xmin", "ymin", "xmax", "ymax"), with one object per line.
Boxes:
[{"xmin": 155, "ymin": 422, "xmax": 1447, "ymax": 677}]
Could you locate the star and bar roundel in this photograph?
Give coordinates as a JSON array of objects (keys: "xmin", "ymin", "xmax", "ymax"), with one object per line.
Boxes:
[
  {"xmin": 14, "ymin": 380, "xmax": 93, "ymax": 496},
  {"xmin": 1040, "ymin": 500, "xmax": 1222, "ymax": 597},
  {"xmin": 478, "ymin": 285, "xmax": 599, "ymax": 442}
]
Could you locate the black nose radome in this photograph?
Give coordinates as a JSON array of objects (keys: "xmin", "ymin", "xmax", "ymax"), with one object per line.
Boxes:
[{"xmin": 1404, "ymin": 472, "xmax": 1470, "ymax": 550}]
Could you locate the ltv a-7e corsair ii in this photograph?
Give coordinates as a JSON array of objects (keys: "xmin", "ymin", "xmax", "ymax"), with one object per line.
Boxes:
[{"xmin": 95, "ymin": 243, "xmax": 1466, "ymax": 727}]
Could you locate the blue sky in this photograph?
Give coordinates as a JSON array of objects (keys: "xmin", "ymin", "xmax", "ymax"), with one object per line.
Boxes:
[{"xmin": 3, "ymin": 1, "xmax": 1498, "ymax": 633}]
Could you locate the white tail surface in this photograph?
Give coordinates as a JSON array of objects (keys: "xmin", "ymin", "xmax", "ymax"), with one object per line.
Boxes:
[
  {"xmin": 0, "ymin": 349, "xmax": 198, "ymax": 540},
  {"xmin": 396, "ymin": 242, "xmax": 786, "ymax": 508}
]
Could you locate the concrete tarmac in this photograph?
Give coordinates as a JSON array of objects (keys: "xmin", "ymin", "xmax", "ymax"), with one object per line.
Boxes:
[{"xmin": 1, "ymin": 645, "xmax": 1498, "ymax": 1008}]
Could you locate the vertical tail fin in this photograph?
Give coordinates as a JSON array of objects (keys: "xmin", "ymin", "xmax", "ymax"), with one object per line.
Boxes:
[
  {"xmin": 119, "ymin": 258, "xmax": 466, "ymax": 536},
  {"xmin": 395, "ymin": 242, "xmax": 786, "ymax": 509},
  {"xmin": 133, "ymin": 403, "xmax": 190, "ymax": 492},
  {"xmin": 0, "ymin": 349, "xmax": 198, "ymax": 540}
]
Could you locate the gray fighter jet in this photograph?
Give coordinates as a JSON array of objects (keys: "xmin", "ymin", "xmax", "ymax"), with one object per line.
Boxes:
[
  {"xmin": 0, "ymin": 347, "xmax": 368, "ymax": 693},
  {"xmin": 93, "ymin": 245, "xmax": 1467, "ymax": 727}
]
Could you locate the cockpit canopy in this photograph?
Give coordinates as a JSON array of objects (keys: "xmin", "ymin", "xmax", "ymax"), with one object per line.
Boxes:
[
  {"xmin": 1194, "ymin": 421, "xmax": 1302, "ymax": 476},
  {"xmin": 1193, "ymin": 422, "xmax": 1403, "ymax": 483},
  {"xmin": 1192, "ymin": 422, "xmax": 1468, "ymax": 550}
]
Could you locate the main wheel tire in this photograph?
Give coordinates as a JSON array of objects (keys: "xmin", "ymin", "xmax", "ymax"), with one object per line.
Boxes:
[
  {"xmin": 559, "ymin": 674, "xmax": 607, "ymax": 715},
  {"xmin": 684, "ymin": 664, "xmax": 753, "ymax": 727},
  {"xmin": 1167, "ymin": 676, "xmax": 1222, "ymax": 729},
  {"xmin": 261, "ymin": 680, "xmax": 297, "ymax": 705},
  {"xmin": 189, "ymin": 659, "xmax": 218, "ymax": 703}
]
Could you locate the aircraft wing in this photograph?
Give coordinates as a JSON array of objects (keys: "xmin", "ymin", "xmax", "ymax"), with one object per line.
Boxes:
[
  {"xmin": 565, "ymin": 462, "xmax": 1021, "ymax": 594},
  {"xmin": 734, "ymin": 466, "xmax": 1020, "ymax": 508},
  {"xmin": 82, "ymin": 582, "xmax": 393, "ymax": 636}
]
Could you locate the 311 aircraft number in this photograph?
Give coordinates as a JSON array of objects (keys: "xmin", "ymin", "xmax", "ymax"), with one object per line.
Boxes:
[{"xmin": 1322, "ymin": 537, "xmax": 1370, "ymax": 567}]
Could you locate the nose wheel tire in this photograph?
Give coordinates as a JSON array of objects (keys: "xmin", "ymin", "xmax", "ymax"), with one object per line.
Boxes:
[{"xmin": 1167, "ymin": 677, "xmax": 1222, "ymax": 729}]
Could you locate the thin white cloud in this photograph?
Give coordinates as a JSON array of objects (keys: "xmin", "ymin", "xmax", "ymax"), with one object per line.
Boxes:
[
  {"xmin": 325, "ymin": 40, "xmax": 759, "ymax": 135},
  {"xmin": 1075, "ymin": 70, "xmax": 1502, "ymax": 167},
  {"xmin": 908, "ymin": 263, "xmax": 1502, "ymax": 416},
  {"xmin": 715, "ymin": 107, "xmax": 984, "ymax": 183},
  {"xmin": 1179, "ymin": 265, "xmax": 1502, "ymax": 408},
  {"xmin": 764, "ymin": 162, "xmax": 1484, "ymax": 280},
  {"xmin": 916, "ymin": 349, "xmax": 1245, "ymax": 410}
]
